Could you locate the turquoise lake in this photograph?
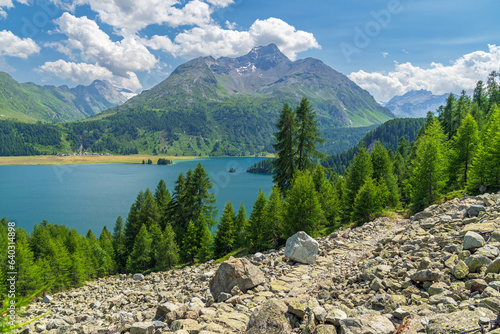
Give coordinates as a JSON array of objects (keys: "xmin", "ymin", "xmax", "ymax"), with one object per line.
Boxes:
[{"xmin": 0, "ymin": 157, "xmax": 273, "ymax": 234}]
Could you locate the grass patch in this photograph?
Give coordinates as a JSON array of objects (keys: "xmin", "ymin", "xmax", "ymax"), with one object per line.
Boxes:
[
  {"xmin": 0, "ymin": 154, "xmax": 198, "ymax": 165},
  {"xmin": 214, "ymin": 248, "xmax": 246, "ymax": 264}
]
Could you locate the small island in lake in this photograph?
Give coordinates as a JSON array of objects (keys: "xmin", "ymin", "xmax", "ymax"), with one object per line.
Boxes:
[{"xmin": 228, "ymin": 167, "xmax": 236, "ymax": 173}]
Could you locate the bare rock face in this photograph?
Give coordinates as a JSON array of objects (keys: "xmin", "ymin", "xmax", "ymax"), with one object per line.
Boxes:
[
  {"xmin": 284, "ymin": 231, "xmax": 319, "ymax": 264},
  {"xmin": 209, "ymin": 257, "xmax": 265, "ymax": 299}
]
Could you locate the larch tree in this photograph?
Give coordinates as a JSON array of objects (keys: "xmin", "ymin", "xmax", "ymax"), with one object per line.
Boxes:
[
  {"xmin": 213, "ymin": 202, "xmax": 236, "ymax": 258},
  {"xmin": 126, "ymin": 224, "xmax": 152, "ymax": 272},
  {"xmin": 246, "ymin": 190, "xmax": 267, "ymax": 252},
  {"xmin": 407, "ymin": 118, "xmax": 448, "ymax": 213}
]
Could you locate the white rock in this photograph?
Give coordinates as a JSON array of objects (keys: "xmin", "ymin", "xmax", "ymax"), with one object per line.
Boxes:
[{"xmin": 284, "ymin": 231, "xmax": 319, "ymax": 264}]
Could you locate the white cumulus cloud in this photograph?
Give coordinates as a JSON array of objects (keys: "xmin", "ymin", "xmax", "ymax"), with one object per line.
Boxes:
[
  {"xmin": 153, "ymin": 17, "xmax": 320, "ymax": 61},
  {"xmin": 52, "ymin": 13, "xmax": 158, "ymax": 77},
  {"xmin": 0, "ymin": 30, "xmax": 40, "ymax": 58},
  {"xmin": 73, "ymin": 0, "xmax": 213, "ymax": 33},
  {"xmin": 37, "ymin": 59, "xmax": 142, "ymax": 91},
  {"xmin": 349, "ymin": 44, "xmax": 500, "ymax": 102}
]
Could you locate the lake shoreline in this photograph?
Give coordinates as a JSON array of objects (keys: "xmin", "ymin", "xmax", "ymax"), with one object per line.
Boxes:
[
  {"xmin": 0, "ymin": 154, "xmax": 199, "ymax": 166},
  {"xmin": 0, "ymin": 154, "xmax": 275, "ymax": 166}
]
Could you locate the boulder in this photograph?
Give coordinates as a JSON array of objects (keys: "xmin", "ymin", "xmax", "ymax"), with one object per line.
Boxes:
[
  {"xmin": 463, "ymin": 231, "xmax": 486, "ymax": 250},
  {"xmin": 314, "ymin": 325, "xmax": 337, "ymax": 334},
  {"xmin": 42, "ymin": 295, "xmax": 53, "ymax": 303},
  {"xmin": 133, "ymin": 273, "xmax": 145, "ymax": 281},
  {"xmin": 465, "ymin": 254, "xmax": 492, "ymax": 273},
  {"xmin": 170, "ymin": 319, "xmax": 200, "ymax": 333},
  {"xmin": 284, "ymin": 294, "xmax": 321, "ymax": 319},
  {"xmin": 339, "ymin": 314, "xmax": 396, "ymax": 334},
  {"xmin": 325, "ymin": 309, "xmax": 347, "ymax": 326},
  {"xmin": 466, "ymin": 205, "xmax": 486, "ymax": 217},
  {"xmin": 130, "ymin": 322, "xmax": 155, "ymax": 334},
  {"xmin": 487, "ymin": 258, "xmax": 500, "ymax": 274},
  {"xmin": 209, "ymin": 257, "xmax": 265, "ymax": 299},
  {"xmin": 452, "ymin": 260, "xmax": 469, "ymax": 279},
  {"xmin": 284, "ymin": 231, "xmax": 319, "ymax": 264},
  {"xmin": 246, "ymin": 299, "xmax": 292, "ymax": 334}
]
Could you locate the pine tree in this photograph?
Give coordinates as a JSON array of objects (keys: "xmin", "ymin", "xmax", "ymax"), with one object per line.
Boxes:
[
  {"xmin": 448, "ymin": 113, "xmax": 479, "ymax": 188},
  {"xmin": 156, "ymin": 224, "xmax": 179, "ymax": 270},
  {"xmin": 126, "ymin": 224, "xmax": 152, "ymax": 272},
  {"xmin": 284, "ymin": 170, "xmax": 325, "ymax": 237},
  {"xmin": 263, "ymin": 186, "xmax": 284, "ymax": 249},
  {"xmin": 196, "ymin": 215, "xmax": 213, "ymax": 262},
  {"xmin": 213, "ymin": 202, "xmax": 236, "ymax": 259},
  {"xmin": 351, "ymin": 177, "xmax": 382, "ymax": 224},
  {"xmin": 140, "ymin": 188, "xmax": 160, "ymax": 229},
  {"xmin": 295, "ymin": 98, "xmax": 325, "ymax": 171},
  {"xmin": 234, "ymin": 203, "xmax": 248, "ymax": 248},
  {"xmin": 189, "ymin": 163, "xmax": 218, "ymax": 226},
  {"xmin": 344, "ymin": 144, "xmax": 373, "ymax": 213},
  {"xmin": 113, "ymin": 216, "xmax": 127, "ymax": 273},
  {"xmin": 155, "ymin": 179, "xmax": 172, "ymax": 229},
  {"xmin": 469, "ymin": 104, "xmax": 500, "ymax": 190},
  {"xmin": 439, "ymin": 93, "xmax": 456, "ymax": 139},
  {"xmin": 148, "ymin": 222, "xmax": 163, "ymax": 267},
  {"xmin": 371, "ymin": 141, "xmax": 399, "ymax": 207},
  {"xmin": 66, "ymin": 229, "xmax": 88, "ymax": 286},
  {"xmin": 124, "ymin": 190, "xmax": 144, "ymax": 252},
  {"xmin": 15, "ymin": 228, "xmax": 39, "ymax": 296},
  {"xmin": 182, "ymin": 221, "xmax": 199, "ymax": 264},
  {"xmin": 273, "ymin": 103, "xmax": 297, "ymax": 192},
  {"xmin": 407, "ymin": 118, "xmax": 448, "ymax": 212},
  {"xmin": 98, "ymin": 227, "xmax": 116, "ymax": 274},
  {"xmin": 247, "ymin": 190, "xmax": 267, "ymax": 251}
]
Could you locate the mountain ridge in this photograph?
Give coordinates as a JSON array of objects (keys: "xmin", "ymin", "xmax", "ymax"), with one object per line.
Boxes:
[
  {"xmin": 0, "ymin": 72, "xmax": 130, "ymax": 122},
  {"xmin": 384, "ymin": 89, "xmax": 451, "ymax": 118}
]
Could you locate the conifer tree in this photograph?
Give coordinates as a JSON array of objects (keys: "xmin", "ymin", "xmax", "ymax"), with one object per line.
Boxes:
[
  {"xmin": 407, "ymin": 118, "xmax": 448, "ymax": 212},
  {"xmin": 156, "ymin": 223, "xmax": 179, "ymax": 270},
  {"xmin": 284, "ymin": 171, "xmax": 325, "ymax": 237},
  {"xmin": 273, "ymin": 103, "xmax": 297, "ymax": 191},
  {"xmin": 113, "ymin": 216, "xmax": 127, "ymax": 273},
  {"xmin": 371, "ymin": 141, "xmax": 400, "ymax": 207},
  {"xmin": 46, "ymin": 238, "xmax": 72, "ymax": 290},
  {"xmin": 155, "ymin": 179, "xmax": 172, "ymax": 229},
  {"xmin": 448, "ymin": 113, "xmax": 479, "ymax": 188},
  {"xmin": 140, "ymin": 188, "xmax": 160, "ymax": 229},
  {"xmin": 234, "ymin": 203, "xmax": 248, "ymax": 248},
  {"xmin": 351, "ymin": 177, "xmax": 382, "ymax": 224},
  {"xmin": 0, "ymin": 221, "xmax": 8, "ymax": 297},
  {"xmin": 344, "ymin": 144, "xmax": 373, "ymax": 213},
  {"xmin": 99, "ymin": 226, "xmax": 115, "ymax": 261},
  {"xmin": 263, "ymin": 186, "xmax": 284, "ymax": 249},
  {"xmin": 66, "ymin": 229, "xmax": 88, "ymax": 286},
  {"xmin": 196, "ymin": 214, "xmax": 212, "ymax": 262},
  {"xmin": 189, "ymin": 163, "xmax": 218, "ymax": 226},
  {"xmin": 182, "ymin": 221, "xmax": 198, "ymax": 264},
  {"xmin": 295, "ymin": 98, "xmax": 325, "ymax": 171},
  {"xmin": 247, "ymin": 190, "xmax": 267, "ymax": 251},
  {"xmin": 126, "ymin": 224, "xmax": 152, "ymax": 272},
  {"xmin": 15, "ymin": 228, "xmax": 39, "ymax": 296},
  {"xmin": 148, "ymin": 222, "xmax": 163, "ymax": 267},
  {"xmin": 213, "ymin": 202, "xmax": 236, "ymax": 258},
  {"xmin": 469, "ymin": 104, "xmax": 500, "ymax": 190},
  {"xmin": 124, "ymin": 190, "xmax": 145, "ymax": 251}
]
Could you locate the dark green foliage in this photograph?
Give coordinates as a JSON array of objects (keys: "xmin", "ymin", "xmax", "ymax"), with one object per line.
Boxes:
[
  {"xmin": 247, "ymin": 158, "xmax": 276, "ymax": 174},
  {"xmin": 247, "ymin": 190, "xmax": 267, "ymax": 251},
  {"xmin": 157, "ymin": 158, "xmax": 172, "ymax": 165},
  {"xmin": 407, "ymin": 118, "xmax": 448, "ymax": 213},
  {"xmin": 263, "ymin": 186, "xmax": 284, "ymax": 249},
  {"xmin": 351, "ymin": 177, "xmax": 382, "ymax": 223},
  {"xmin": 126, "ymin": 224, "xmax": 152, "ymax": 272},
  {"xmin": 234, "ymin": 203, "xmax": 248, "ymax": 249},
  {"xmin": 182, "ymin": 221, "xmax": 199, "ymax": 264},
  {"xmin": 371, "ymin": 142, "xmax": 400, "ymax": 208},
  {"xmin": 0, "ymin": 120, "xmax": 62, "ymax": 156},
  {"xmin": 112, "ymin": 216, "xmax": 127, "ymax": 272},
  {"xmin": 273, "ymin": 103, "xmax": 297, "ymax": 191},
  {"xmin": 322, "ymin": 118, "xmax": 425, "ymax": 175},
  {"xmin": 344, "ymin": 144, "xmax": 373, "ymax": 213},
  {"xmin": 295, "ymin": 98, "xmax": 325, "ymax": 171},
  {"xmin": 156, "ymin": 224, "xmax": 179, "ymax": 270},
  {"xmin": 213, "ymin": 202, "xmax": 236, "ymax": 259},
  {"xmin": 197, "ymin": 216, "xmax": 213, "ymax": 262},
  {"xmin": 284, "ymin": 170, "xmax": 325, "ymax": 238}
]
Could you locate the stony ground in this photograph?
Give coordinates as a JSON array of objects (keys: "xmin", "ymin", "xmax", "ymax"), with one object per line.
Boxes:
[{"xmin": 17, "ymin": 191, "xmax": 500, "ymax": 334}]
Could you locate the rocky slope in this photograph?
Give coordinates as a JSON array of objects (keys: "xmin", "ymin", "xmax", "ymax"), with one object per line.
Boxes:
[{"xmin": 17, "ymin": 192, "xmax": 500, "ymax": 334}]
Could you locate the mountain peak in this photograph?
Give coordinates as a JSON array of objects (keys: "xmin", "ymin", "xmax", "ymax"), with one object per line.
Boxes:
[{"xmin": 238, "ymin": 44, "xmax": 290, "ymax": 71}]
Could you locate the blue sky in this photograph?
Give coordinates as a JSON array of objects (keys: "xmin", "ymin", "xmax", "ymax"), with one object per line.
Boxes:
[{"xmin": 0, "ymin": 0, "xmax": 499, "ymax": 101}]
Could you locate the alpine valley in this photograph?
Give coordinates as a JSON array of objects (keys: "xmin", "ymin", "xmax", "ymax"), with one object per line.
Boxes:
[{"xmin": 1, "ymin": 44, "xmax": 395, "ymax": 156}]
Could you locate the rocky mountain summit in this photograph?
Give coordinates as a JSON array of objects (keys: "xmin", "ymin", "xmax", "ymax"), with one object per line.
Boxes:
[{"xmin": 18, "ymin": 192, "xmax": 500, "ymax": 334}]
